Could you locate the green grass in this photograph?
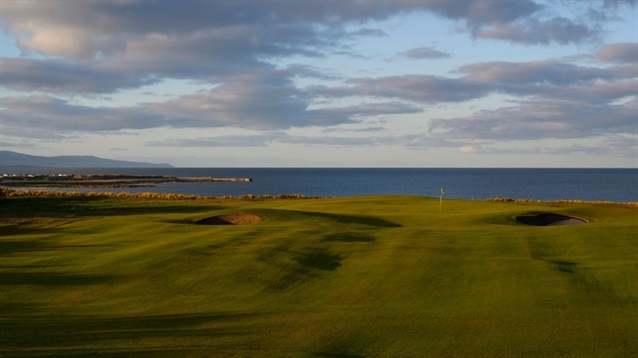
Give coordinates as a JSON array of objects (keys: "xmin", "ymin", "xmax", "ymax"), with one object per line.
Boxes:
[{"xmin": 1, "ymin": 195, "xmax": 637, "ymax": 357}]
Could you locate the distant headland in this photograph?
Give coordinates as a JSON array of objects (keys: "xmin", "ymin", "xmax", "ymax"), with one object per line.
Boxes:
[{"xmin": 0, "ymin": 150, "xmax": 174, "ymax": 168}]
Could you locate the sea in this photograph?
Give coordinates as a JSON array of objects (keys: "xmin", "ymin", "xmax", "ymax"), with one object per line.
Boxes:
[{"xmin": 2, "ymin": 168, "xmax": 637, "ymax": 203}]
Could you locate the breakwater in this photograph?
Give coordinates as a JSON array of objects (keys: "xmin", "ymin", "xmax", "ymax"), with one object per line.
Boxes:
[{"xmin": 0, "ymin": 174, "xmax": 252, "ymax": 188}]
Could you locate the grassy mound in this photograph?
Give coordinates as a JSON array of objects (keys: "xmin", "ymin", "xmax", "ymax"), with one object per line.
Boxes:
[{"xmin": 0, "ymin": 195, "xmax": 636, "ymax": 357}]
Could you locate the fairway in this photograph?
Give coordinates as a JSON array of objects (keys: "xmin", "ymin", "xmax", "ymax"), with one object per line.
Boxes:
[{"xmin": 1, "ymin": 195, "xmax": 637, "ymax": 357}]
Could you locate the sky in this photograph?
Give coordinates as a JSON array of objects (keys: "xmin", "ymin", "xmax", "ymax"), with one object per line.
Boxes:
[{"xmin": 0, "ymin": 0, "xmax": 636, "ymax": 168}]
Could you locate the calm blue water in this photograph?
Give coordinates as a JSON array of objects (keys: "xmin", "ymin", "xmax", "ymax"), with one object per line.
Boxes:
[{"xmin": 2, "ymin": 168, "xmax": 637, "ymax": 202}]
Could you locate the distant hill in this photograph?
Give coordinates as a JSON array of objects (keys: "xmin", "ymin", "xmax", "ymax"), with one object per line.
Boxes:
[{"xmin": 0, "ymin": 151, "xmax": 174, "ymax": 168}]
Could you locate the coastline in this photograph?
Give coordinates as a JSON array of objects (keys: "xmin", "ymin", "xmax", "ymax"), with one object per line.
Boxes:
[{"xmin": 1, "ymin": 168, "xmax": 635, "ymax": 203}]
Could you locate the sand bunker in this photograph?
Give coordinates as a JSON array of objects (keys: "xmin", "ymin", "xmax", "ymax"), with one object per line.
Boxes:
[
  {"xmin": 515, "ymin": 213, "xmax": 587, "ymax": 226},
  {"xmin": 196, "ymin": 213, "xmax": 261, "ymax": 225}
]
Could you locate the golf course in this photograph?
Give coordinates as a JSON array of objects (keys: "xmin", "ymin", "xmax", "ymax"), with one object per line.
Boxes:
[{"xmin": 1, "ymin": 193, "xmax": 636, "ymax": 357}]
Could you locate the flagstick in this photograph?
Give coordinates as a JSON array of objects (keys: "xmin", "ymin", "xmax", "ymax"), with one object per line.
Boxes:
[{"xmin": 439, "ymin": 188, "xmax": 444, "ymax": 212}]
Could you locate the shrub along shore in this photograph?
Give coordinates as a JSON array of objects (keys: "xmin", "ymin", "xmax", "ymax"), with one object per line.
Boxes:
[
  {"xmin": 1, "ymin": 187, "xmax": 635, "ymax": 205},
  {"xmin": 0, "ymin": 188, "xmax": 320, "ymax": 201}
]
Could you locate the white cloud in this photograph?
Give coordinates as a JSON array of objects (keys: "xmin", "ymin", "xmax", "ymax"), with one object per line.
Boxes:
[{"xmin": 595, "ymin": 43, "xmax": 638, "ymax": 63}]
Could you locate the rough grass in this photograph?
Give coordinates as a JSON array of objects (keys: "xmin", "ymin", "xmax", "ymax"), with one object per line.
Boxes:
[{"xmin": 0, "ymin": 195, "xmax": 636, "ymax": 357}]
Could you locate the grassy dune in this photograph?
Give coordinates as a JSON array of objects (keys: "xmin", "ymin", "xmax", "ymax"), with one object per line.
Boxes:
[{"xmin": 1, "ymin": 195, "xmax": 637, "ymax": 357}]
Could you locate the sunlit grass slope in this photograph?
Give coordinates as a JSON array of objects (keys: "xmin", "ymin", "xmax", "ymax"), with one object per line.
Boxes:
[{"xmin": 1, "ymin": 195, "xmax": 637, "ymax": 357}]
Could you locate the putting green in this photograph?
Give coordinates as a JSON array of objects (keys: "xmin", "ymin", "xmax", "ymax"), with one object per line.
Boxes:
[{"xmin": 1, "ymin": 195, "xmax": 636, "ymax": 357}]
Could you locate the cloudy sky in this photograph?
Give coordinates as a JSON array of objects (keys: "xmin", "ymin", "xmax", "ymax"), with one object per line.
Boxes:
[{"xmin": 1, "ymin": 0, "xmax": 636, "ymax": 167}]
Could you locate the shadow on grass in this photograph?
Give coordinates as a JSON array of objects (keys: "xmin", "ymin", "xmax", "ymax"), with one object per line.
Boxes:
[
  {"xmin": 288, "ymin": 210, "xmax": 402, "ymax": 228},
  {"xmin": 0, "ymin": 239, "xmax": 115, "ymax": 255},
  {"xmin": 0, "ymin": 240, "xmax": 51, "ymax": 255},
  {"xmin": 0, "ymin": 303, "xmax": 46, "ymax": 316},
  {"xmin": 295, "ymin": 250, "xmax": 342, "ymax": 271},
  {"xmin": 315, "ymin": 353, "xmax": 365, "ymax": 358},
  {"xmin": 545, "ymin": 259, "xmax": 578, "ymax": 274},
  {"xmin": 322, "ymin": 232, "xmax": 376, "ymax": 242},
  {"xmin": 516, "ymin": 212, "xmax": 586, "ymax": 226},
  {"xmin": 0, "ymin": 264, "xmax": 69, "ymax": 269},
  {"xmin": 3, "ymin": 197, "xmax": 226, "ymax": 218},
  {"xmin": 0, "ymin": 312, "xmax": 260, "ymax": 350},
  {"xmin": 263, "ymin": 246, "xmax": 344, "ymax": 290},
  {"xmin": 0, "ymin": 272, "xmax": 122, "ymax": 286},
  {"xmin": 0, "ymin": 224, "xmax": 69, "ymax": 237},
  {"xmin": 161, "ymin": 219, "xmax": 196, "ymax": 225}
]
